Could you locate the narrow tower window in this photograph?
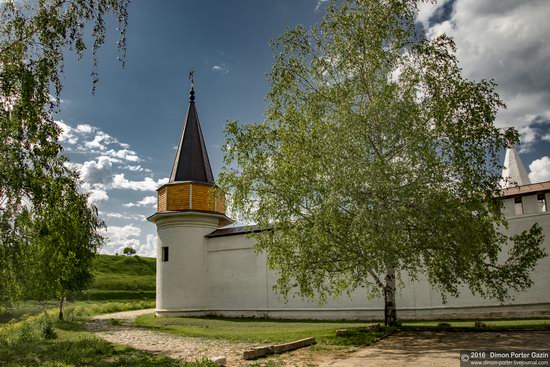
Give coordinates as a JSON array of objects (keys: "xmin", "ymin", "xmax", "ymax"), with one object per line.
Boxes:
[
  {"xmin": 162, "ymin": 247, "xmax": 169, "ymax": 262},
  {"xmin": 514, "ymin": 197, "xmax": 523, "ymax": 216},
  {"xmin": 538, "ymin": 194, "xmax": 547, "ymax": 213}
]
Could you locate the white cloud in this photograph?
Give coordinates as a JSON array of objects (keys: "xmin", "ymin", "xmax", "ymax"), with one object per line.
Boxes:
[
  {"xmin": 529, "ymin": 156, "xmax": 550, "ymax": 184},
  {"xmin": 104, "ymin": 148, "xmax": 141, "ymax": 162},
  {"xmin": 519, "ymin": 126, "xmax": 538, "ymax": 153},
  {"xmin": 124, "ymin": 165, "xmax": 152, "ymax": 173},
  {"xmin": 425, "ymin": 0, "xmax": 550, "ymax": 129},
  {"xmin": 79, "ymin": 156, "xmax": 113, "ymax": 186},
  {"xmin": 84, "ymin": 131, "xmax": 116, "ymax": 150},
  {"xmin": 76, "ymin": 124, "xmax": 94, "ymax": 134},
  {"xmin": 100, "ymin": 224, "xmax": 142, "ymax": 255},
  {"xmin": 112, "ymin": 174, "xmax": 168, "ymax": 192},
  {"xmin": 416, "ymin": 0, "xmax": 451, "ymax": 29},
  {"xmin": 101, "ymin": 211, "xmax": 147, "ymax": 221},
  {"xmin": 136, "ymin": 234, "xmax": 157, "ymax": 257},
  {"xmin": 55, "ymin": 120, "xmax": 78, "ymax": 145},
  {"xmin": 123, "ymin": 195, "xmax": 157, "ymax": 208},
  {"xmin": 212, "ymin": 63, "xmax": 229, "ymax": 75},
  {"xmin": 86, "ymin": 188, "xmax": 109, "ymax": 206}
]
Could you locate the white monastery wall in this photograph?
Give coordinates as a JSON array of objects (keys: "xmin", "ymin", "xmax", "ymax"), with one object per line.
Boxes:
[{"xmin": 198, "ymin": 192, "xmax": 550, "ymax": 320}]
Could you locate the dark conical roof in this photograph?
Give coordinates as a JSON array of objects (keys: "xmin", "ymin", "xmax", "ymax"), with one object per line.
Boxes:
[{"xmin": 169, "ymin": 87, "xmax": 214, "ymax": 183}]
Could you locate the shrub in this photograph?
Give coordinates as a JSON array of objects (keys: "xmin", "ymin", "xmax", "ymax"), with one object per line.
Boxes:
[
  {"xmin": 16, "ymin": 322, "xmax": 38, "ymax": 343},
  {"xmin": 40, "ymin": 315, "xmax": 57, "ymax": 340}
]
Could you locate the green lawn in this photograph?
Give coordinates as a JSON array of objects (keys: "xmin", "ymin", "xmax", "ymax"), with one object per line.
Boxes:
[
  {"xmin": 135, "ymin": 314, "xmax": 550, "ymax": 348},
  {"xmin": 0, "ymin": 254, "xmax": 168, "ymax": 366},
  {"xmin": 135, "ymin": 314, "xmax": 389, "ymax": 346},
  {"xmin": 0, "ymin": 315, "xmax": 214, "ymax": 367}
]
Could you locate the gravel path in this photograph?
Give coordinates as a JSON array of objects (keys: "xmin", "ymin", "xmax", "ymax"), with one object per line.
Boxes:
[
  {"xmin": 90, "ymin": 308, "xmax": 156, "ymax": 321},
  {"xmin": 86, "ymin": 310, "xmax": 257, "ymax": 366}
]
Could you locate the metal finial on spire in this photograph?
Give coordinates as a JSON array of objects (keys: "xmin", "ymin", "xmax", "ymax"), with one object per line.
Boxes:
[{"xmin": 188, "ymin": 68, "xmax": 195, "ymax": 102}]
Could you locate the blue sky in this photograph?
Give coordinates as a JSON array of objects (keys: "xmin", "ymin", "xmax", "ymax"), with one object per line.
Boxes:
[{"xmin": 54, "ymin": 0, "xmax": 550, "ymax": 257}]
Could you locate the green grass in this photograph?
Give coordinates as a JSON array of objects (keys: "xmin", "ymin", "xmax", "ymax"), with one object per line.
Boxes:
[
  {"xmin": 63, "ymin": 300, "xmax": 156, "ymax": 320},
  {"xmin": 1, "ymin": 254, "xmax": 157, "ymax": 324},
  {"xmin": 0, "ymin": 301, "xmax": 58, "ymax": 323},
  {"xmin": 0, "ymin": 255, "xmax": 165, "ymax": 366},
  {"xmin": 85, "ymin": 254, "xmax": 156, "ymax": 294},
  {"xmin": 135, "ymin": 315, "xmax": 390, "ymax": 346},
  {"xmin": 0, "ymin": 315, "xmax": 214, "ymax": 367}
]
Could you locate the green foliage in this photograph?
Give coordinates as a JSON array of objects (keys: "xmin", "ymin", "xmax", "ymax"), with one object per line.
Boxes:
[
  {"xmin": 219, "ymin": 0, "xmax": 546, "ymax": 317},
  {"xmin": 123, "ymin": 246, "xmax": 137, "ymax": 256},
  {"xmin": 39, "ymin": 314, "xmax": 57, "ymax": 340},
  {"xmin": 0, "ymin": 0, "xmax": 129, "ymax": 303},
  {"xmin": 15, "ymin": 321, "xmax": 38, "ymax": 343}
]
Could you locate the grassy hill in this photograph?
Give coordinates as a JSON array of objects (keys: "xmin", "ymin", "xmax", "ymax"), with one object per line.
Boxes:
[
  {"xmin": 1, "ymin": 254, "xmax": 156, "ymax": 323},
  {"xmin": 81, "ymin": 254, "xmax": 156, "ymax": 301}
]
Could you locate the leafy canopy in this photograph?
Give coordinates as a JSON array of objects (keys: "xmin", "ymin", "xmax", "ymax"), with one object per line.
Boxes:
[
  {"xmin": 219, "ymin": 0, "xmax": 546, "ymax": 304},
  {"xmin": 0, "ymin": 0, "xmax": 129, "ymax": 302}
]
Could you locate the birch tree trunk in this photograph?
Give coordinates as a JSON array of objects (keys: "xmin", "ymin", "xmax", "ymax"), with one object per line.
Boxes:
[
  {"xmin": 58, "ymin": 296, "xmax": 65, "ymax": 320},
  {"xmin": 384, "ymin": 267, "xmax": 397, "ymax": 326}
]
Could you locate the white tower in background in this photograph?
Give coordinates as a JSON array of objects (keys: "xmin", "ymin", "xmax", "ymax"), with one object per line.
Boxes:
[{"xmin": 502, "ymin": 145, "xmax": 531, "ymax": 188}]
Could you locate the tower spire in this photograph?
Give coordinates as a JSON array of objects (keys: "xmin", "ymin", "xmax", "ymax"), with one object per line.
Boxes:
[
  {"xmin": 502, "ymin": 143, "xmax": 531, "ymax": 188},
  {"xmin": 188, "ymin": 67, "xmax": 195, "ymax": 103},
  {"xmin": 169, "ymin": 71, "xmax": 214, "ymax": 183}
]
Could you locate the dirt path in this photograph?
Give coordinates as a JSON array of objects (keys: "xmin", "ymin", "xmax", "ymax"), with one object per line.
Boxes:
[
  {"xmin": 319, "ymin": 330, "xmax": 550, "ymax": 367},
  {"xmin": 86, "ymin": 310, "xmax": 256, "ymax": 366}
]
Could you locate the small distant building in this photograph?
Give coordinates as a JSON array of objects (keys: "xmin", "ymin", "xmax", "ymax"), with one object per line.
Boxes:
[{"xmin": 148, "ymin": 86, "xmax": 550, "ymax": 320}]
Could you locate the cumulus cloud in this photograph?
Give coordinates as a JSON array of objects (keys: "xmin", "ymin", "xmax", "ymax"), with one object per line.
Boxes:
[
  {"xmin": 100, "ymin": 224, "xmax": 142, "ymax": 255},
  {"xmin": 79, "ymin": 156, "xmax": 113, "ymax": 187},
  {"xmin": 112, "ymin": 174, "xmax": 168, "ymax": 192},
  {"xmin": 124, "ymin": 165, "xmax": 152, "ymax": 173},
  {"xmin": 102, "ymin": 212, "xmax": 147, "ymax": 221},
  {"xmin": 123, "ymin": 195, "xmax": 157, "ymax": 208},
  {"xmin": 86, "ymin": 187, "xmax": 109, "ymax": 206},
  {"xmin": 76, "ymin": 124, "xmax": 93, "ymax": 134},
  {"xmin": 137, "ymin": 234, "xmax": 157, "ymax": 257},
  {"xmin": 84, "ymin": 131, "xmax": 116, "ymax": 150},
  {"xmin": 529, "ymin": 156, "xmax": 550, "ymax": 183},
  {"xmin": 519, "ymin": 126, "xmax": 538, "ymax": 153},
  {"xmin": 55, "ymin": 120, "xmax": 79, "ymax": 145},
  {"xmin": 104, "ymin": 148, "xmax": 141, "ymax": 162},
  {"xmin": 424, "ymin": 0, "xmax": 550, "ymax": 129}
]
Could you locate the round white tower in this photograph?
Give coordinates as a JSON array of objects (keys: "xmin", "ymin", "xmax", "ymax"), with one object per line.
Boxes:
[{"xmin": 148, "ymin": 82, "xmax": 231, "ymax": 316}]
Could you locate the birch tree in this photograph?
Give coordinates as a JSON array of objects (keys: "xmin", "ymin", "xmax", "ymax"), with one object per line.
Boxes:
[
  {"xmin": 0, "ymin": 0, "xmax": 129, "ymax": 311},
  {"xmin": 219, "ymin": 0, "xmax": 546, "ymax": 326}
]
